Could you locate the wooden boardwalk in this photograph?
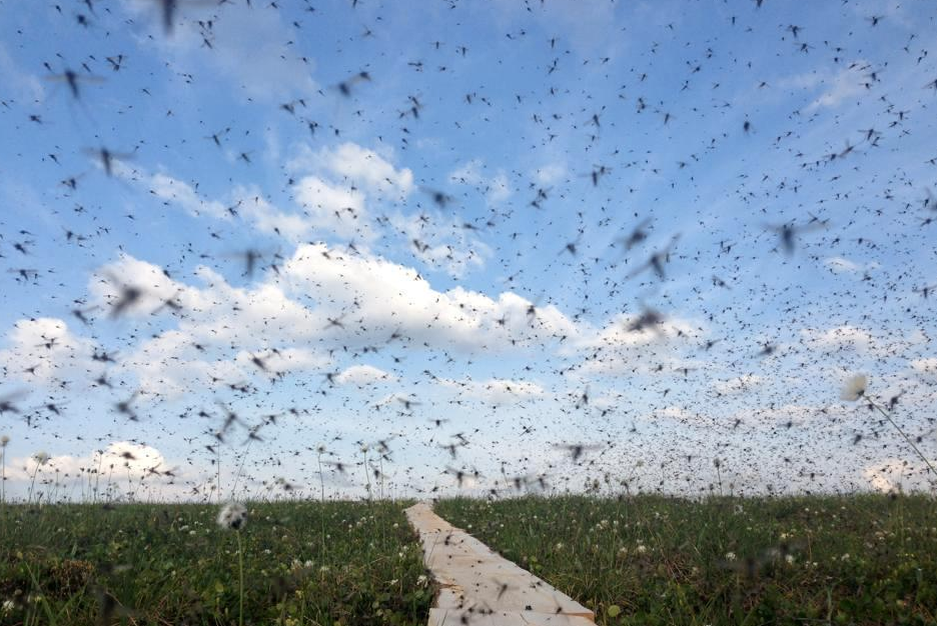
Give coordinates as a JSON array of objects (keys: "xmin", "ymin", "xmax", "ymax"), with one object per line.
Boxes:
[{"xmin": 405, "ymin": 502, "xmax": 595, "ymax": 626}]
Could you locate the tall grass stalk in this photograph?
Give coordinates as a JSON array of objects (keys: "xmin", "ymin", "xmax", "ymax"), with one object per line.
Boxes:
[
  {"xmin": 362, "ymin": 447, "xmax": 372, "ymax": 500},
  {"xmin": 868, "ymin": 399, "xmax": 937, "ymax": 480},
  {"xmin": 236, "ymin": 530, "xmax": 245, "ymax": 626},
  {"xmin": 317, "ymin": 448, "xmax": 325, "ymax": 502},
  {"xmin": 0, "ymin": 446, "xmax": 6, "ymax": 505},
  {"xmin": 27, "ymin": 462, "xmax": 43, "ymax": 505}
]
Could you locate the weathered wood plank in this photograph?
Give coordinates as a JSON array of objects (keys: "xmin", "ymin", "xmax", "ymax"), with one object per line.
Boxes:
[{"xmin": 406, "ymin": 502, "xmax": 595, "ymax": 626}]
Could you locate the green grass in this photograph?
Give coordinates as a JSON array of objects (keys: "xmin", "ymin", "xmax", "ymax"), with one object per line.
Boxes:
[
  {"xmin": 4, "ymin": 494, "xmax": 935, "ymax": 625},
  {"xmin": 436, "ymin": 494, "xmax": 937, "ymax": 626},
  {"xmin": 0, "ymin": 500, "xmax": 433, "ymax": 625}
]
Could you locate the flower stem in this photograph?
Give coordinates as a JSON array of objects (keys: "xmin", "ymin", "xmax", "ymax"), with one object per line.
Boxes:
[
  {"xmin": 237, "ymin": 530, "xmax": 244, "ymax": 626},
  {"xmin": 27, "ymin": 465, "xmax": 40, "ymax": 505},
  {"xmin": 870, "ymin": 400, "xmax": 937, "ymax": 480}
]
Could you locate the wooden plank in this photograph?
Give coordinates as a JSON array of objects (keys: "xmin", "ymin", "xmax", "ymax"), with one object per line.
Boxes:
[
  {"xmin": 428, "ymin": 608, "xmax": 597, "ymax": 626},
  {"xmin": 406, "ymin": 503, "xmax": 595, "ymax": 625}
]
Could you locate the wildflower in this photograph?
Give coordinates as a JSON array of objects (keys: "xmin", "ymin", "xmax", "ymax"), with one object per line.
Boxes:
[
  {"xmin": 33, "ymin": 451, "xmax": 50, "ymax": 465},
  {"xmin": 417, "ymin": 574, "xmax": 429, "ymax": 587},
  {"xmin": 1, "ymin": 435, "xmax": 10, "ymax": 447},
  {"xmin": 1, "ymin": 600, "xmax": 14, "ymax": 614},
  {"xmin": 724, "ymin": 551, "xmax": 736, "ymax": 562},
  {"xmin": 216, "ymin": 502, "xmax": 248, "ymax": 530},
  {"xmin": 840, "ymin": 374, "xmax": 867, "ymax": 401}
]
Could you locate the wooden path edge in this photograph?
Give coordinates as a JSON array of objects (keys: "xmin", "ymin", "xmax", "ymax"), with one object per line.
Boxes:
[{"xmin": 405, "ymin": 502, "xmax": 596, "ymax": 626}]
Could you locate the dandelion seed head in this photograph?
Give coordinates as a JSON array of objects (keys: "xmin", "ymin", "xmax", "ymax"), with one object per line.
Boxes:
[
  {"xmin": 216, "ymin": 501, "xmax": 247, "ymax": 530},
  {"xmin": 840, "ymin": 374, "xmax": 868, "ymax": 401},
  {"xmin": 33, "ymin": 451, "xmax": 50, "ymax": 465}
]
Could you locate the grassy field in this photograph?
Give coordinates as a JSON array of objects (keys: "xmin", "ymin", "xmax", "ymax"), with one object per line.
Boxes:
[
  {"xmin": 3, "ymin": 495, "xmax": 935, "ymax": 626},
  {"xmin": 0, "ymin": 500, "xmax": 433, "ymax": 626},
  {"xmin": 436, "ymin": 494, "xmax": 937, "ymax": 626}
]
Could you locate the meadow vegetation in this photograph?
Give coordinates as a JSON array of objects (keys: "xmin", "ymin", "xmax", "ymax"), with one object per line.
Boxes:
[
  {"xmin": 0, "ymin": 500, "xmax": 433, "ymax": 626},
  {"xmin": 3, "ymin": 494, "xmax": 935, "ymax": 625},
  {"xmin": 436, "ymin": 494, "xmax": 937, "ymax": 626}
]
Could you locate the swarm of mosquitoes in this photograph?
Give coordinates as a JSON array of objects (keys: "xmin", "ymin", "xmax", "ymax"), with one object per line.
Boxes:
[{"xmin": 0, "ymin": 0, "xmax": 935, "ymax": 510}]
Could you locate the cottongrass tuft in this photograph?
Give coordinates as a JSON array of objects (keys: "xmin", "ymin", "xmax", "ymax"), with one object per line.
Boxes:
[
  {"xmin": 217, "ymin": 501, "xmax": 248, "ymax": 626},
  {"xmin": 840, "ymin": 374, "xmax": 867, "ymax": 401},
  {"xmin": 27, "ymin": 451, "xmax": 50, "ymax": 504},
  {"xmin": 217, "ymin": 501, "xmax": 248, "ymax": 531},
  {"xmin": 840, "ymin": 373, "xmax": 936, "ymax": 482}
]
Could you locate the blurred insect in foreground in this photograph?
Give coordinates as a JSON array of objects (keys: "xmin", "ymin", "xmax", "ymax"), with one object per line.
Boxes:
[
  {"xmin": 44, "ymin": 67, "xmax": 104, "ymax": 99},
  {"xmin": 336, "ymin": 71, "xmax": 371, "ymax": 97},
  {"xmin": 765, "ymin": 216, "xmax": 828, "ymax": 255}
]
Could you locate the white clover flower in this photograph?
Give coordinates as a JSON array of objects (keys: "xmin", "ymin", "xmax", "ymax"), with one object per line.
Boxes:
[
  {"xmin": 725, "ymin": 551, "xmax": 736, "ymax": 562},
  {"xmin": 840, "ymin": 374, "xmax": 867, "ymax": 401},
  {"xmin": 216, "ymin": 502, "xmax": 247, "ymax": 530},
  {"xmin": 417, "ymin": 574, "xmax": 428, "ymax": 587}
]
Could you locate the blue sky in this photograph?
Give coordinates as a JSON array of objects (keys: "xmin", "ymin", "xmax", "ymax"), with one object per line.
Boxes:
[{"xmin": 0, "ymin": 0, "xmax": 935, "ymax": 501}]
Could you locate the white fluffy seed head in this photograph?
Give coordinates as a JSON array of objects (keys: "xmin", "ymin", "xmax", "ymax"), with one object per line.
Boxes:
[
  {"xmin": 217, "ymin": 501, "xmax": 248, "ymax": 530},
  {"xmin": 840, "ymin": 374, "xmax": 868, "ymax": 402}
]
